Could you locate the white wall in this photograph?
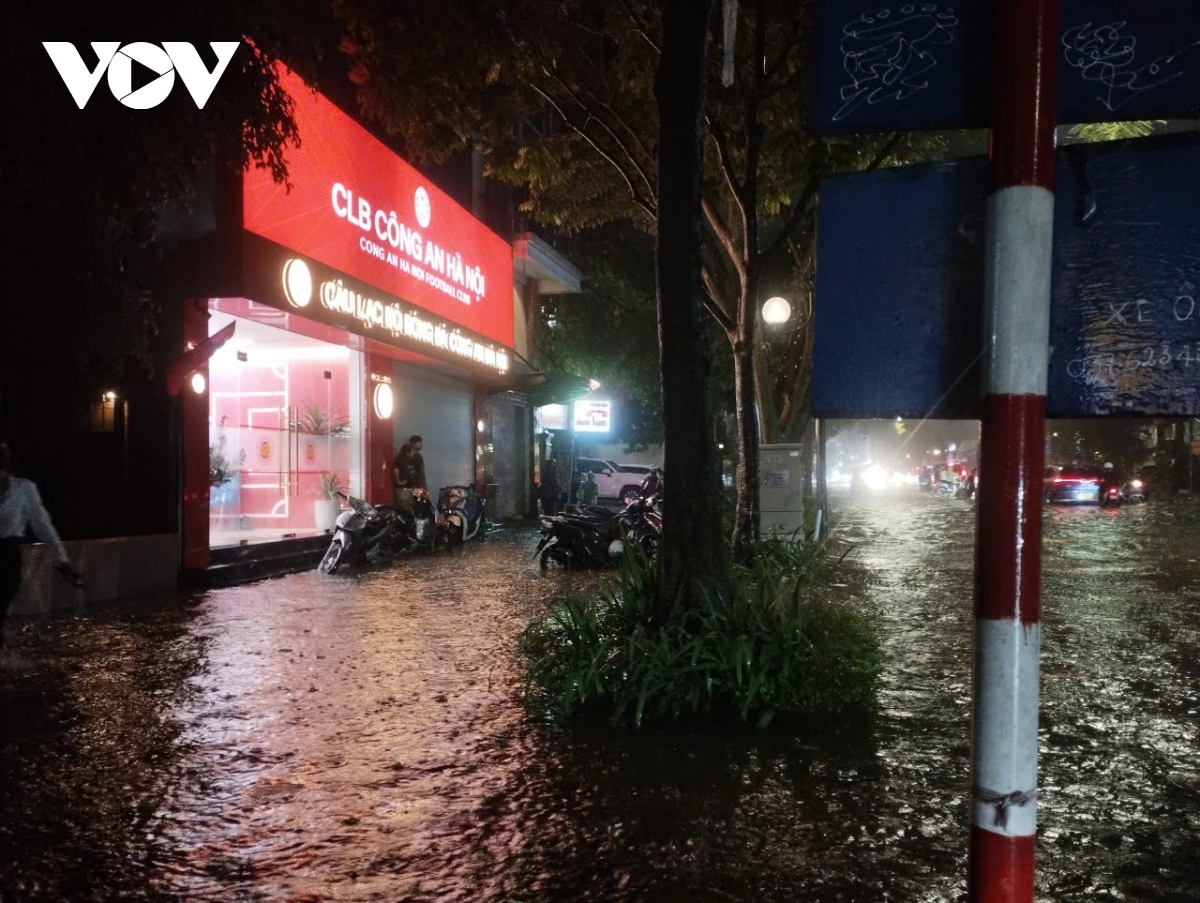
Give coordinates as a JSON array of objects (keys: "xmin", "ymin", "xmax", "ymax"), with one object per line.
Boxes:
[{"xmin": 575, "ymin": 442, "xmax": 663, "ymax": 467}]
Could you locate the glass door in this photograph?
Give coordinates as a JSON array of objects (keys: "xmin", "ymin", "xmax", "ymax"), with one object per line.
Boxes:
[{"xmin": 208, "ymin": 310, "xmax": 363, "ymax": 549}]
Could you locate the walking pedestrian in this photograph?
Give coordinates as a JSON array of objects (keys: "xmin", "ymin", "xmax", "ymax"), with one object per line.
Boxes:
[{"xmin": 0, "ymin": 440, "xmax": 83, "ymax": 649}]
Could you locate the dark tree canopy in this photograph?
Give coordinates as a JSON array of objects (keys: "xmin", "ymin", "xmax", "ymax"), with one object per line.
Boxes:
[{"xmin": 3, "ymin": 4, "xmax": 338, "ymax": 382}]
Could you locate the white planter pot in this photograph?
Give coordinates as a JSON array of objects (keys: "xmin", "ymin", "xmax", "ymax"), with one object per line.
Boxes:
[{"xmin": 314, "ymin": 498, "xmax": 341, "ymax": 534}]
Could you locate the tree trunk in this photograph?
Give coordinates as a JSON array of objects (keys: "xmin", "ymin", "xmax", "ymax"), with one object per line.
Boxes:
[
  {"xmin": 732, "ymin": 333, "xmax": 761, "ymax": 560},
  {"xmin": 655, "ymin": 0, "xmax": 725, "ymax": 617},
  {"xmin": 752, "ymin": 336, "xmax": 775, "ymax": 443}
]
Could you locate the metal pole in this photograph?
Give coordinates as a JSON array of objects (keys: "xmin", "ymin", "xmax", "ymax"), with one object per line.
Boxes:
[
  {"xmin": 970, "ymin": 1, "xmax": 1058, "ymax": 900},
  {"xmin": 969, "ymin": 0, "xmax": 1056, "ymax": 898}
]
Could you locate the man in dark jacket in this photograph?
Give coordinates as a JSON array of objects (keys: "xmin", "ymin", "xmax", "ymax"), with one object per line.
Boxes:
[{"xmin": 407, "ymin": 435, "xmax": 427, "ymax": 492}]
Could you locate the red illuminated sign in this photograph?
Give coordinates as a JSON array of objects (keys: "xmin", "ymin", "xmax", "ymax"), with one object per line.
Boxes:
[{"xmin": 243, "ymin": 64, "xmax": 514, "ymax": 349}]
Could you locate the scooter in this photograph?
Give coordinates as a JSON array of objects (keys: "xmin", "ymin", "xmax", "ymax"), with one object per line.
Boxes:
[
  {"xmin": 318, "ymin": 489, "xmax": 438, "ymax": 575},
  {"xmin": 536, "ymin": 513, "xmax": 625, "ymax": 569},
  {"xmin": 618, "ymin": 492, "xmax": 662, "ymax": 557},
  {"xmin": 1122, "ymin": 476, "xmax": 1148, "ymax": 503},
  {"xmin": 536, "ymin": 490, "xmax": 662, "ymax": 569},
  {"xmin": 438, "ymin": 485, "xmax": 487, "ymax": 545}
]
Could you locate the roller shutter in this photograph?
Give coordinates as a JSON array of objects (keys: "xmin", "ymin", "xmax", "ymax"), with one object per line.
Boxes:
[{"xmin": 391, "ymin": 362, "xmax": 473, "ymax": 493}]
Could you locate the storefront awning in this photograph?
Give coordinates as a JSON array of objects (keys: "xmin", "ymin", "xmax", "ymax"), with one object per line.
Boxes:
[
  {"xmin": 487, "ymin": 371, "xmax": 593, "ymax": 407},
  {"xmin": 512, "ymin": 233, "xmax": 582, "ymax": 294}
]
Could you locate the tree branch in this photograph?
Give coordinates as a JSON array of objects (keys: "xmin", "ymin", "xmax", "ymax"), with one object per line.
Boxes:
[
  {"xmin": 616, "ymin": 0, "xmax": 661, "ymax": 54},
  {"xmin": 701, "ymin": 196, "xmax": 746, "ymax": 283},
  {"xmin": 527, "ymin": 83, "xmax": 657, "ymax": 220},
  {"xmin": 700, "ymin": 263, "xmax": 737, "ymax": 334},
  {"xmin": 536, "ymin": 70, "xmax": 657, "ymax": 204},
  {"xmin": 705, "ymin": 115, "xmax": 744, "ymax": 198}
]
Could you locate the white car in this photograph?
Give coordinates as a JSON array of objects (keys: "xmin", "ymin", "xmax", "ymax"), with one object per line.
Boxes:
[{"xmin": 575, "ymin": 457, "xmax": 653, "ymax": 504}]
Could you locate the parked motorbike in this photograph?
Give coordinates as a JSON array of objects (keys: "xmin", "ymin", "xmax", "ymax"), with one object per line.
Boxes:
[
  {"xmin": 616, "ymin": 492, "xmax": 662, "ymax": 557},
  {"xmin": 536, "ymin": 489, "xmax": 663, "ymax": 569},
  {"xmin": 318, "ymin": 489, "xmax": 438, "ymax": 575},
  {"xmin": 438, "ymin": 485, "xmax": 487, "ymax": 544},
  {"xmin": 536, "ymin": 511, "xmax": 625, "ymax": 569},
  {"xmin": 934, "ymin": 479, "xmax": 958, "ymax": 496}
]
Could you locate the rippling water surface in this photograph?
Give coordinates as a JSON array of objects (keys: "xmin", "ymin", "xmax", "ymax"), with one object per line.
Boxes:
[{"xmin": 1, "ymin": 498, "xmax": 1198, "ymax": 901}]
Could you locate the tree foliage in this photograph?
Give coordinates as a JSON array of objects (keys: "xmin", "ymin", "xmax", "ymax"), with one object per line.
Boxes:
[
  {"xmin": 538, "ymin": 224, "xmax": 664, "ymax": 450},
  {"xmin": 2, "ymin": 4, "xmax": 336, "ymax": 382},
  {"xmin": 336, "ymin": 0, "xmax": 974, "ymax": 557}
]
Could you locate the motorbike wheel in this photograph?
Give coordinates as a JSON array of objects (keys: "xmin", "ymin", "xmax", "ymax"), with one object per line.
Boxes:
[
  {"xmin": 318, "ymin": 541, "xmax": 344, "ymax": 575},
  {"xmin": 539, "ymin": 545, "xmax": 571, "ymax": 570}
]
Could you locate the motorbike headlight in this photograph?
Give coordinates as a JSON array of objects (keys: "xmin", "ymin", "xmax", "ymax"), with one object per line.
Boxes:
[{"xmin": 1130, "ymin": 479, "xmax": 1143, "ymax": 489}]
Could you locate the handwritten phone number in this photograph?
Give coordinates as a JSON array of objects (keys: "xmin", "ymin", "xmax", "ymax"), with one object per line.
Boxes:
[{"xmin": 1067, "ymin": 343, "xmax": 1200, "ymax": 381}]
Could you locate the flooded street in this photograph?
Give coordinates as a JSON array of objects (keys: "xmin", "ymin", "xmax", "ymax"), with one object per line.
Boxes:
[{"xmin": 2, "ymin": 497, "xmax": 1199, "ymax": 902}]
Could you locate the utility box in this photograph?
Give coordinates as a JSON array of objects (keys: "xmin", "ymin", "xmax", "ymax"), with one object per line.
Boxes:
[{"xmin": 759, "ymin": 443, "xmax": 806, "ymax": 537}]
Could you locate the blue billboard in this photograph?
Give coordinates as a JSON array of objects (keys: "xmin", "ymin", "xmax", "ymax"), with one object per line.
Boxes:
[
  {"xmin": 812, "ymin": 2, "xmax": 1200, "ymax": 134},
  {"xmin": 813, "ymin": 133, "xmax": 1200, "ymax": 418}
]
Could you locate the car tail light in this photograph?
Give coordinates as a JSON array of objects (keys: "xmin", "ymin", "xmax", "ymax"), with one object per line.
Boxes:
[{"xmin": 1108, "ymin": 487, "xmax": 1120, "ymax": 496}]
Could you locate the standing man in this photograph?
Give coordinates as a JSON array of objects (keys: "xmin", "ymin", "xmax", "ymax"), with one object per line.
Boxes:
[
  {"xmin": 578, "ymin": 471, "xmax": 600, "ymax": 506},
  {"xmin": 0, "ymin": 440, "xmax": 83, "ymax": 649},
  {"xmin": 392, "ymin": 441, "xmax": 413, "ymax": 507},
  {"xmin": 539, "ymin": 459, "xmax": 562, "ymax": 515},
  {"xmin": 407, "ymin": 435, "xmax": 428, "ymax": 493}
]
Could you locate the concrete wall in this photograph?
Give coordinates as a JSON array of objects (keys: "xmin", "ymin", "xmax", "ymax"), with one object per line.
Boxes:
[{"xmin": 10, "ymin": 534, "xmax": 178, "ymax": 618}]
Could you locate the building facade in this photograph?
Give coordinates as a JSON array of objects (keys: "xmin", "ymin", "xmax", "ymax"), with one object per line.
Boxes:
[{"xmin": 11, "ymin": 58, "xmax": 581, "ymax": 612}]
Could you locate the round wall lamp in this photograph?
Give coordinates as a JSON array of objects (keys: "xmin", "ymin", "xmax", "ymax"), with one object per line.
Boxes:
[
  {"xmin": 282, "ymin": 258, "xmax": 313, "ymax": 308},
  {"xmin": 190, "ymin": 372, "xmax": 207, "ymax": 394},
  {"xmin": 373, "ymin": 382, "xmax": 394, "ymax": 419}
]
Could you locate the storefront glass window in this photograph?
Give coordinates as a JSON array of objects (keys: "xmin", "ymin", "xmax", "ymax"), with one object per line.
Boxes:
[{"xmin": 208, "ymin": 310, "xmax": 363, "ymax": 548}]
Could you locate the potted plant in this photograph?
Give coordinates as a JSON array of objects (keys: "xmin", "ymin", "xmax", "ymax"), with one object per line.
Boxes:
[
  {"xmin": 296, "ymin": 403, "xmax": 351, "ymax": 437},
  {"xmin": 315, "ymin": 471, "xmax": 343, "ymax": 534},
  {"xmin": 210, "ymin": 416, "xmax": 246, "ymax": 510}
]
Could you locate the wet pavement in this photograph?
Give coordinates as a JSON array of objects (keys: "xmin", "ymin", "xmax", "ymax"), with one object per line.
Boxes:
[{"xmin": 1, "ymin": 497, "xmax": 1198, "ymax": 902}]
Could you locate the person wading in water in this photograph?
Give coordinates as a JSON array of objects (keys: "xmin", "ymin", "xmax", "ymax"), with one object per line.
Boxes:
[{"xmin": 0, "ymin": 440, "xmax": 84, "ymax": 650}]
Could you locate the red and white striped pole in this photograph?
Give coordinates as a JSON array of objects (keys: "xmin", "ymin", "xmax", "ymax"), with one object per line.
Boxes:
[{"xmin": 970, "ymin": 0, "xmax": 1059, "ymax": 901}]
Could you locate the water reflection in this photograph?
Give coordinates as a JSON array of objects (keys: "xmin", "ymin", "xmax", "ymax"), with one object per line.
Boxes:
[{"xmin": 0, "ymin": 501, "xmax": 1198, "ymax": 901}]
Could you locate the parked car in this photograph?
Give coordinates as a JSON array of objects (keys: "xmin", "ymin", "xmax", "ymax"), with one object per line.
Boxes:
[
  {"xmin": 574, "ymin": 457, "xmax": 651, "ymax": 504},
  {"xmin": 1044, "ymin": 465, "xmax": 1122, "ymax": 507}
]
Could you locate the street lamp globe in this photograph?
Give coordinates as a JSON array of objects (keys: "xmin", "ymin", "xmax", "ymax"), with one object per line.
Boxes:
[{"xmin": 761, "ymin": 296, "xmax": 791, "ymax": 325}]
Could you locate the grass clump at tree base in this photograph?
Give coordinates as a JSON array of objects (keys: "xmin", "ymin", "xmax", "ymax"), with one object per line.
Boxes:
[{"xmin": 519, "ymin": 537, "xmax": 882, "ymax": 728}]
